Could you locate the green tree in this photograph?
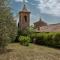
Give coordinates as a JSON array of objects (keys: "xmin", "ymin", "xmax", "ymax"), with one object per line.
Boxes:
[
  {"xmin": 0, "ymin": 0, "xmax": 17, "ymax": 51},
  {"xmin": 22, "ymin": 26, "xmax": 35, "ymax": 36}
]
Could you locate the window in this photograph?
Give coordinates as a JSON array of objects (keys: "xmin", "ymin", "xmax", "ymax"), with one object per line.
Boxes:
[{"xmin": 24, "ymin": 16, "xmax": 27, "ymax": 22}]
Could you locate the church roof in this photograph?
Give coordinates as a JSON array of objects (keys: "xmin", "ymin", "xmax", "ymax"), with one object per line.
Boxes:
[
  {"xmin": 34, "ymin": 18, "xmax": 47, "ymax": 26},
  {"xmin": 19, "ymin": 0, "xmax": 30, "ymax": 13}
]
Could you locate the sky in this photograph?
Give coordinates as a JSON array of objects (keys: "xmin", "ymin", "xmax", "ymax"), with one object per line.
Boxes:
[{"xmin": 11, "ymin": 0, "xmax": 60, "ymax": 25}]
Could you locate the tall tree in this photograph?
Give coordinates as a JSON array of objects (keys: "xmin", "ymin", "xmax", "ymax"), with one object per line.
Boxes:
[{"xmin": 0, "ymin": 0, "xmax": 17, "ymax": 51}]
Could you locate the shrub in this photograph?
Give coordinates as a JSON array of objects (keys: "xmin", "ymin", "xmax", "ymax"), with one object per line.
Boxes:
[
  {"xmin": 30, "ymin": 32, "xmax": 60, "ymax": 48},
  {"xmin": 19, "ymin": 36, "xmax": 31, "ymax": 46},
  {"xmin": 53, "ymin": 33, "xmax": 60, "ymax": 48},
  {"xmin": 30, "ymin": 33, "xmax": 36, "ymax": 43}
]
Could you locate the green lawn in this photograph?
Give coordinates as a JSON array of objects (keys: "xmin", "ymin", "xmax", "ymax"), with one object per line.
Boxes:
[{"xmin": 0, "ymin": 43, "xmax": 60, "ymax": 60}]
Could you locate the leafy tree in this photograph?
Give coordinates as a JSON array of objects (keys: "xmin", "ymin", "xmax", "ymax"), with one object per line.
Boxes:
[
  {"xmin": 0, "ymin": 0, "xmax": 17, "ymax": 51},
  {"xmin": 21, "ymin": 26, "xmax": 35, "ymax": 36}
]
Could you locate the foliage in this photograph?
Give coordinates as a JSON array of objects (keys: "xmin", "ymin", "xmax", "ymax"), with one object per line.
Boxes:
[
  {"xmin": 19, "ymin": 36, "xmax": 31, "ymax": 46},
  {"xmin": 30, "ymin": 32, "xmax": 60, "ymax": 48},
  {"xmin": 20, "ymin": 26, "xmax": 35, "ymax": 36},
  {"xmin": 0, "ymin": 0, "xmax": 17, "ymax": 50},
  {"xmin": 16, "ymin": 26, "xmax": 35, "ymax": 43},
  {"xmin": 53, "ymin": 33, "xmax": 60, "ymax": 48}
]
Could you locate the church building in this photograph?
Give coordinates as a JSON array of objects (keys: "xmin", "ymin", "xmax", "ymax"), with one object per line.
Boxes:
[
  {"xmin": 18, "ymin": 0, "xmax": 31, "ymax": 31},
  {"xmin": 34, "ymin": 18, "xmax": 47, "ymax": 30}
]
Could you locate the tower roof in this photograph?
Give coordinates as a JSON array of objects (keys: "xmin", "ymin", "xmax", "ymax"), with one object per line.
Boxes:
[
  {"xmin": 20, "ymin": 0, "xmax": 30, "ymax": 13},
  {"xmin": 22, "ymin": 4, "xmax": 29, "ymax": 12}
]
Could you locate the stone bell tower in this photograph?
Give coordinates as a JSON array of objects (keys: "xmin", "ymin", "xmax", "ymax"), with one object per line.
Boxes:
[{"xmin": 18, "ymin": 0, "xmax": 31, "ymax": 31}]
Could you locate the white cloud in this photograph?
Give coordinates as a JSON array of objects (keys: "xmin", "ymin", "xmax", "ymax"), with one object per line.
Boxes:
[
  {"xmin": 36, "ymin": 0, "xmax": 60, "ymax": 16},
  {"xmin": 15, "ymin": 0, "xmax": 28, "ymax": 2}
]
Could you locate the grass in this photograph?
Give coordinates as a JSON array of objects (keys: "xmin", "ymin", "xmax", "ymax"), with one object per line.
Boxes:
[{"xmin": 0, "ymin": 43, "xmax": 60, "ymax": 60}]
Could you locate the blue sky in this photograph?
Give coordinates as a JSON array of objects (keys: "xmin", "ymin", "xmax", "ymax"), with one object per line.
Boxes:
[{"xmin": 11, "ymin": 0, "xmax": 60, "ymax": 25}]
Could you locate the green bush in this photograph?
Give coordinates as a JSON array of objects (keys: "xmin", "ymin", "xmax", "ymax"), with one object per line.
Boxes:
[
  {"xmin": 19, "ymin": 36, "xmax": 31, "ymax": 46},
  {"xmin": 53, "ymin": 33, "xmax": 60, "ymax": 48},
  {"xmin": 30, "ymin": 32, "xmax": 60, "ymax": 48}
]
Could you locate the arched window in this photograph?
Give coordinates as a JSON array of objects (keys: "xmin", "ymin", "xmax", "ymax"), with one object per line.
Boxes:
[{"xmin": 24, "ymin": 16, "xmax": 27, "ymax": 22}]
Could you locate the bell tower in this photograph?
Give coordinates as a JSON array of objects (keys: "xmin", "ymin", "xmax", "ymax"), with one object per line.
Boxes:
[{"xmin": 19, "ymin": 0, "xmax": 31, "ymax": 31}]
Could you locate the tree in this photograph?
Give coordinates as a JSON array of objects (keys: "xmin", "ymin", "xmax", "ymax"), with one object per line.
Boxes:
[
  {"xmin": 0, "ymin": 0, "xmax": 17, "ymax": 51},
  {"xmin": 20, "ymin": 26, "xmax": 35, "ymax": 36}
]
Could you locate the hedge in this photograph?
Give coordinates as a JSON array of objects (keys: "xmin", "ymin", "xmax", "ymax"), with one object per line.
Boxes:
[{"xmin": 30, "ymin": 32, "xmax": 60, "ymax": 48}]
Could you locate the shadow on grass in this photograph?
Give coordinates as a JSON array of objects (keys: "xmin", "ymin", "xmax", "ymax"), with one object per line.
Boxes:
[
  {"xmin": 0, "ymin": 48, "xmax": 14, "ymax": 54},
  {"xmin": 33, "ymin": 43, "xmax": 60, "ymax": 50}
]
